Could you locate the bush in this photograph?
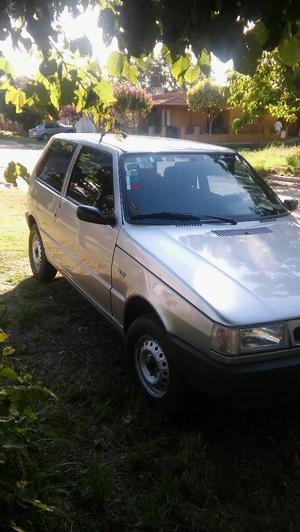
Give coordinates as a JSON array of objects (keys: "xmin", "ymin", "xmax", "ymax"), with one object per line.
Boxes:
[
  {"xmin": 287, "ymin": 152, "xmax": 300, "ymax": 169},
  {"xmin": 4, "ymin": 162, "xmax": 30, "ymax": 187},
  {"xmin": 0, "ymin": 330, "xmax": 56, "ymax": 530}
]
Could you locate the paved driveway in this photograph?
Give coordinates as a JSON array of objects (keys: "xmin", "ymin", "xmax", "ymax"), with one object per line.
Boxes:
[
  {"xmin": 267, "ymin": 177, "xmax": 300, "ymax": 219},
  {"xmin": 0, "ymin": 140, "xmax": 43, "ymax": 179}
]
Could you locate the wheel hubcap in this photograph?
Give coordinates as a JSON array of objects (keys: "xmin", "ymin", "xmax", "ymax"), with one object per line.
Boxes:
[
  {"xmin": 135, "ymin": 336, "xmax": 170, "ymax": 398},
  {"xmin": 32, "ymin": 233, "xmax": 42, "ymax": 270}
]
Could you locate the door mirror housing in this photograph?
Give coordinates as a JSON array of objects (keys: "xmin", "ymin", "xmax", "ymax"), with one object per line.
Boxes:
[
  {"xmin": 76, "ymin": 205, "xmax": 116, "ymax": 226},
  {"xmin": 283, "ymin": 199, "xmax": 298, "ymax": 212}
]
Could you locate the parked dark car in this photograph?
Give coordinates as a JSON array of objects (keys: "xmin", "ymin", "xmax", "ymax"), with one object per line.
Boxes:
[{"xmin": 29, "ymin": 122, "xmax": 75, "ymax": 140}]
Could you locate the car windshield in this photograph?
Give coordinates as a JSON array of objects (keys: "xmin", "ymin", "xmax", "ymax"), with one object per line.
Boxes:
[{"xmin": 121, "ymin": 152, "xmax": 287, "ymax": 224}]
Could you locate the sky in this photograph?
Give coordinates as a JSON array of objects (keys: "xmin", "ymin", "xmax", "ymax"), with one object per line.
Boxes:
[{"xmin": 0, "ymin": 6, "xmax": 233, "ymax": 84}]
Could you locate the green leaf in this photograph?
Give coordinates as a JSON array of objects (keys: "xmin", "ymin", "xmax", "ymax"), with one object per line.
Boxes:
[
  {"xmin": 39, "ymin": 59, "xmax": 57, "ymax": 77},
  {"xmin": 60, "ymin": 78, "xmax": 76, "ymax": 106},
  {"xmin": 106, "ymin": 51, "xmax": 125, "ymax": 76},
  {"xmin": 185, "ymin": 65, "xmax": 201, "ymax": 83},
  {"xmin": 93, "ymin": 79, "xmax": 115, "ymax": 106},
  {"xmin": 0, "ymin": 79, "xmax": 10, "ymax": 90},
  {"xmin": 198, "ymin": 49, "xmax": 210, "ymax": 66},
  {"xmin": 70, "ymin": 36, "xmax": 92, "ymax": 57},
  {"xmin": 161, "ymin": 44, "xmax": 169, "ymax": 57},
  {"xmin": 251, "ymin": 21, "xmax": 269, "ymax": 46},
  {"xmin": 74, "ymin": 87, "xmax": 86, "ymax": 112},
  {"xmin": 0, "ymin": 368, "xmax": 19, "ymax": 383},
  {"xmin": 0, "ymin": 330, "xmax": 8, "ymax": 343},
  {"xmin": 5, "ymin": 87, "xmax": 26, "ymax": 113},
  {"xmin": 122, "ymin": 60, "xmax": 138, "ymax": 84},
  {"xmin": 171, "ymin": 55, "xmax": 191, "ymax": 79},
  {"xmin": 278, "ymin": 36, "xmax": 300, "ymax": 66},
  {"xmin": 34, "ymin": 82, "xmax": 51, "ymax": 106},
  {"xmin": 2, "ymin": 346, "xmax": 15, "ymax": 356},
  {"xmin": 0, "ymin": 56, "xmax": 14, "ymax": 76}
]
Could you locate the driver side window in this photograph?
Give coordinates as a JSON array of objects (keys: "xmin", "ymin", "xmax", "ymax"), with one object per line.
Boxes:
[{"xmin": 66, "ymin": 145, "xmax": 114, "ymax": 216}]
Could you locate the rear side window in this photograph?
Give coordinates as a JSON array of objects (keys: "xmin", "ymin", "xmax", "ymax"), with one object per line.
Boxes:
[
  {"xmin": 66, "ymin": 146, "xmax": 114, "ymax": 216},
  {"xmin": 35, "ymin": 140, "xmax": 76, "ymax": 192}
]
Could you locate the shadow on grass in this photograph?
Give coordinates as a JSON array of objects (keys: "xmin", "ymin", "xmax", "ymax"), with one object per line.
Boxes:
[{"xmin": 2, "ymin": 275, "xmax": 300, "ymax": 530}]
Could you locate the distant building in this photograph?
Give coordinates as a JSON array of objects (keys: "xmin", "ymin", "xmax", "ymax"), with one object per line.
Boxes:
[{"xmin": 147, "ymin": 90, "xmax": 299, "ymax": 143}]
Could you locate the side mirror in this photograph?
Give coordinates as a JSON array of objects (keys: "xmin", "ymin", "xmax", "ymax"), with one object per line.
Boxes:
[
  {"xmin": 76, "ymin": 205, "xmax": 115, "ymax": 226},
  {"xmin": 283, "ymin": 199, "xmax": 298, "ymax": 212}
]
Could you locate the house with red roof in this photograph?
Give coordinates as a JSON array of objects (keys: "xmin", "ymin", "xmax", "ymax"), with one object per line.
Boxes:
[{"xmin": 147, "ymin": 90, "xmax": 299, "ymax": 143}]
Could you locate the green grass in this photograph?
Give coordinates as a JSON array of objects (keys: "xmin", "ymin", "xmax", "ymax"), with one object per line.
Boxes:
[
  {"xmin": 238, "ymin": 143, "xmax": 300, "ymax": 177},
  {"xmin": 2, "ymin": 189, "xmax": 300, "ymax": 530},
  {"xmin": 0, "ymin": 131, "xmax": 40, "ymax": 144}
]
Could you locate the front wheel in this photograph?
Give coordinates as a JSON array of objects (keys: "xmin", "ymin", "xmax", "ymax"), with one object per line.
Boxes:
[
  {"xmin": 125, "ymin": 315, "xmax": 183, "ymax": 414},
  {"xmin": 42, "ymin": 133, "xmax": 49, "ymax": 141},
  {"xmin": 29, "ymin": 224, "xmax": 57, "ymax": 282}
]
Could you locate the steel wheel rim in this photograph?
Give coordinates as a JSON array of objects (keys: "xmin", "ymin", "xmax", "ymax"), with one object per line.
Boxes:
[
  {"xmin": 134, "ymin": 336, "xmax": 170, "ymax": 398},
  {"xmin": 32, "ymin": 233, "xmax": 42, "ymax": 270}
]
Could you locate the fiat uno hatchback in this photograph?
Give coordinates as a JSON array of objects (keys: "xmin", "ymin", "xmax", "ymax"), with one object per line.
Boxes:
[{"xmin": 26, "ymin": 133, "xmax": 300, "ymax": 411}]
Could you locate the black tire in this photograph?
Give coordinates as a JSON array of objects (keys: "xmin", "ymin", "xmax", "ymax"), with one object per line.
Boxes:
[
  {"xmin": 42, "ymin": 133, "xmax": 49, "ymax": 141},
  {"xmin": 29, "ymin": 224, "xmax": 57, "ymax": 282},
  {"xmin": 125, "ymin": 315, "xmax": 183, "ymax": 414}
]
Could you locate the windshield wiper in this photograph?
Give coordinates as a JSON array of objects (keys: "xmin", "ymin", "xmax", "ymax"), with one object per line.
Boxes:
[
  {"xmin": 194, "ymin": 215, "xmax": 237, "ymax": 225},
  {"xmin": 130, "ymin": 212, "xmax": 237, "ymax": 224},
  {"xmin": 130, "ymin": 212, "xmax": 201, "ymax": 221}
]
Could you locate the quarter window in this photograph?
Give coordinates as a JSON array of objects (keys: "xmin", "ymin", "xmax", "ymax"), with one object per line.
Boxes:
[
  {"xmin": 35, "ymin": 140, "xmax": 76, "ymax": 192},
  {"xmin": 67, "ymin": 146, "xmax": 114, "ymax": 216}
]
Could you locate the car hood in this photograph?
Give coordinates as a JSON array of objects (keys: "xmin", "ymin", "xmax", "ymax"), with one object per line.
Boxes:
[{"xmin": 118, "ymin": 216, "xmax": 300, "ymax": 325}]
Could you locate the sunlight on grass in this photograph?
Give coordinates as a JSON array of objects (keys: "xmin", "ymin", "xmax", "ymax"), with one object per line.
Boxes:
[
  {"xmin": 240, "ymin": 144, "xmax": 300, "ymax": 176},
  {"xmin": 0, "ymin": 189, "xmax": 30, "ymax": 291}
]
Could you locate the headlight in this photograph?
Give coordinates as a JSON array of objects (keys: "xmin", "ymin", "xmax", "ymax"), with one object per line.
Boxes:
[{"xmin": 211, "ymin": 323, "xmax": 288, "ymax": 356}]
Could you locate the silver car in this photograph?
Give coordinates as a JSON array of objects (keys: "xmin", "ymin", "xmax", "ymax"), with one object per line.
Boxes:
[
  {"xmin": 29, "ymin": 122, "xmax": 75, "ymax": 141},
  {"xmin": 26, "ymin": 133, "xmax": 300, "ymax": 412}
]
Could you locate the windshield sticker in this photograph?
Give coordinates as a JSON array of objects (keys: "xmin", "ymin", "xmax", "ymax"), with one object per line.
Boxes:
[{"xmin": 130, "ymin": 174, "xmax": 142, "ymax": 190}]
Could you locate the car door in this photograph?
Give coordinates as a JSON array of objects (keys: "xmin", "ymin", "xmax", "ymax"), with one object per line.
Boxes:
[
  {"xmin": 30, "ymin": 139, "xmax": 78, "ymax": 267},
  {"xmin": 55, "ymin": 144, "xmax": 120, "ymax": 313}
]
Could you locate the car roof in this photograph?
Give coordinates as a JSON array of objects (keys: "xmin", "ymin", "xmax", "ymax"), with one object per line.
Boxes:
[{"xmin": 51, "ymin": 132, "xmax": 234, "ymax": 154}]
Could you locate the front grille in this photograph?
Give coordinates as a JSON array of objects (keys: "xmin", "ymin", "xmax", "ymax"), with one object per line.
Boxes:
[{"xmin": 212, "ymin": 227, "xmax": 272, "ymax": 237}]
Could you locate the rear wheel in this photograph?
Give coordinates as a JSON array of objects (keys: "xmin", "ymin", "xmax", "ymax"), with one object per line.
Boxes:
[
  {"xmin": 125, "ymin": 315, "xmax": 183, "ymax": 414},
  {"xmin": 29, "ymin": 224, "xmax": 57, "ymax": 281}
]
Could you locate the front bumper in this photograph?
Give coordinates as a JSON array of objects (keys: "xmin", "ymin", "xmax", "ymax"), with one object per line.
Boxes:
[{"xmin": 170, "ymin": 335, "xmax": 300, "ymax": 404}]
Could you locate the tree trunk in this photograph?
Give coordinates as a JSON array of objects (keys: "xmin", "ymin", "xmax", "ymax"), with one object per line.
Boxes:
[{"xmin": 208, "ymin": 113, "xmax": 219, "ymax": 135}]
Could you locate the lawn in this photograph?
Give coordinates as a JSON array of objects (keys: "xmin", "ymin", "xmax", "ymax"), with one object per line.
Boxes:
[
  {"xmin": 238, "ymin": 143, "xmax": 300, "ymax": 177},
  {"xmin": 0, "ymin": 131, "xmax": 44, "ymax": 146},
  {"xmin": 2, "ymin": 189, "xmax": 300, "ymax": 531}
]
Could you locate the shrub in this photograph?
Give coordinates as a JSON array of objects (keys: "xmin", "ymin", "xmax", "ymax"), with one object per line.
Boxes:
[
  {"xmin": 0, "ymin": 330, "xmax": 56, "ymax": 530},
  {"xmin": 287, "ymin": 152, "xmax": 300, "ymax": 169},
  {"xmin": 4, "ymin": 161, "xmax": 30, "ymax": 187}
]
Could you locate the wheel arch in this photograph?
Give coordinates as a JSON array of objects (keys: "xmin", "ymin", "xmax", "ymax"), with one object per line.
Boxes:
[
  {"xmin": 27, "ymin": 214, "xmax": 37, "ymax": 229},
  {"xmin": 123, "ymin": 295, "xmax": 166, "ymax": 334}
]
